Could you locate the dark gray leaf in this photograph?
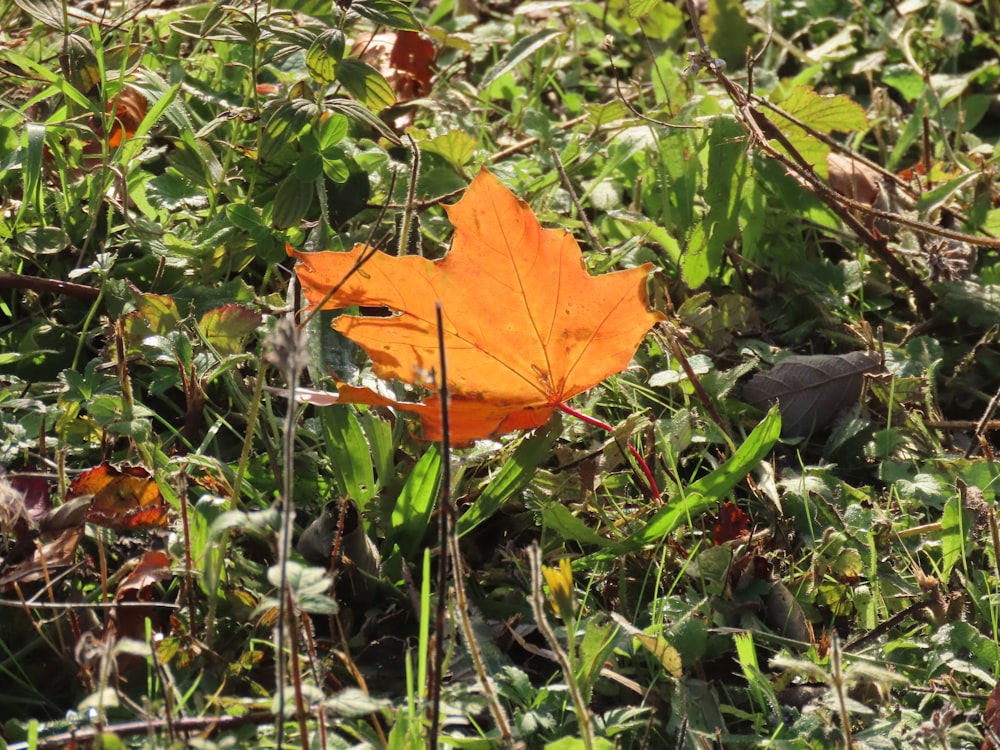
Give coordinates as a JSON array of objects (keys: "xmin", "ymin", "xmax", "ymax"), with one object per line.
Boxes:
[{"xmin": 742, "ymin": 351, "xmax": 881, "ymax": 438}]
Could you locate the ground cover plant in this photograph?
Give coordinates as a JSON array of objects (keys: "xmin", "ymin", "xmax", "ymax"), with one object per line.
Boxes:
[{"xmin": 3, "ymin": 0, "xmax": 1000, "ymax": 747}]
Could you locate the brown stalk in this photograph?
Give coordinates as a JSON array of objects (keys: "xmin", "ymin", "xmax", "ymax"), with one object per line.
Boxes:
[{"xmin": 0, "ymin": 273, "xmax": 101, "ymax": 301}]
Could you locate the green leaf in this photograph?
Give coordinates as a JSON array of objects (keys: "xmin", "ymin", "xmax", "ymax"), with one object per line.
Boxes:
[
  {"xmin": 883, "ymin": 65, "xmax": 925, "ymax": 102},
  {"xmin": 22, "ymin": 123, "xmax": 46, "ymax": 216},
  {"xmin": 776, "ymin": 86, "xmax": 868, "ymax": 134},
  {"xmin": 542, "ymin": 503, "xmax": 622, "ymax": 550},
  {"xmin": 626, "ymin": 407, "xmax": 781, "ymax": 548},
  {"xmin": 680, "ymin": 221, "xmax": 709, "ymax": 289},
  {"xmin": 197, "ymin": 305, "xmax": 263, "ymax": 357},
  {"xmin": 940, "ymin": 494, "xmax": 971, "ymax": 581},
  {"xmin": 702, "ymin": 0, "xmax": 752, "ymax": 67},
  {"xmin": 458, "ymin": 419, "xmax": 560, "ymax": 536},
  {"xmin": 351, "ymin": 0, "xmax": 421, "ymax": 31},
  {"xmin": 704, "ymin": 116, "xmax": 747, "ymax": 274},
  {"xmin": 770, "ymin": 86, "xmax": 868, "ymax": 178},
  {"xmin": 14, "ymin": 0, "xmax": 72, "ymax": 29},
  {"xmin": 481, "ymin": 29, "xmax": 562, "ymax": 89},
  {"xmin": 325, "ymin": 98, "xmax": 400, "ymax": 143},
  {"xmin": 320, "ymin": 406, "xmax": 377, "ymax": 508},
  {"xmin": 226, "ymin": 203, "xmax": 265, "ymax": 231},
  {"xmin": 417, "ymin": 130, "xmax": 478, "ymax": 168},
  {"xmin": 387, "ymin": 444, "xmax": 442, "ymax": 559},
  {"xmin": 318, "ymin": 113, "xmax": 349, "ymax": 150},
  {"xmin": 261, "ymin": 99, "xmax": 322, "ymax": 160},
  {"xmin": 629, "ymin": 0, "xmax": 663, "ymax": 18},
  {"xmin": 306, "ymin": 29, "xmax": 345, "ymax": 86},
  {"xmin": 119, "ymin": 82, "xmax": 182, "ymax": 164},
  {"xmin": 271, "ymin": 174, "xmax": 314, "ymax": 229},
  {"xmin": 336, "ymin": 59, "xmax": 396, "ymax": 111}
]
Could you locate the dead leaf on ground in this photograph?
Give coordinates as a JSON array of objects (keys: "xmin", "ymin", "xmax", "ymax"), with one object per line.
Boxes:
[
  {"xmin": 826, "ymin": 153, "xmax": 898, "ymax": 235},
  {"xmin": 0, "ymin": 526, "xmax": 84, "ymax": 589},
  {"xmin": 109, "ymin": 550, "xmax": 174, "ymax": 645},
  {"xmin": 352, "ymin": 30, "xmax": 435, "ymax": 128},
  {"xmin": 289, "ymin": 168, "xmax": 665, "ymax": 444},
  {"xmin": 741, "ymin": 351, "xmax": 881, "ymax": 438},
  {"xmin": 711, "ymin": 501, "xmax": 750, "ymax": 545}
]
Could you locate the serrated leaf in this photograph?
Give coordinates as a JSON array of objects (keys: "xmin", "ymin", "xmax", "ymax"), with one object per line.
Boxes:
[
  {"xmin": 198, "ymin": 305, "xmax": 263, "ymax": 356},
  {"xmin": 742, "ymin": 351, "xmax": 880, "ymax": 437},
  {"xmin": 770, "ymin": 86, "xmax": 868, "ymax": 177},
  {"xmin": 777, "ymin": 86, "xmax": 868, "ymax": 134},
  {"xmin": 628, "ymin": 0, "xmax": 661, "ymax": 18},
  {"xmin": 289, "ymin": 169, "xmax": 663, "ymax": 444},
  {"xmin": 416, "ymin": 129, "xmax": 478, "ymax": 168},
  {"xmin": 124, "ymin": 293, "xmax": 182, "ymax": 351},
  {"xmin": 336, "ymin": 58, "xmax": 396, "ymax": 111}
]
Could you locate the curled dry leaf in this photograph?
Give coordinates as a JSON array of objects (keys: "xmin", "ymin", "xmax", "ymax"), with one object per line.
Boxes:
[
  {"xmin": 741, "ymin": 351, "xmax": 881, "ymax": 438},
  {"xmin": 826, "ymin": 153, "xmax": 899, "ymax": 235},
  {"xmin": 106, "ymin": 86, "xmax": 148, "ymax": 147},
  {"xmin": 289, "ymin": 168, "xmax": 664, "ymax": 445},
  {"xmin": 69, "ymin": 462, "xmax": 168, "ymax": 532}
]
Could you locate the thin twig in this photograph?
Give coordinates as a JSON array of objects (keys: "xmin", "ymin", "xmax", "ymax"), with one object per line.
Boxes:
[
  {"xmin": 5, "ymin": 712, "xmax": 277, "ymax": 750},
  {"xmin": 604, "ymin": 38, "xmax": 701, "ymax": 131},
  {"xmin": 428, "ymin": 302, "xmax": 450, "ymax": 750},
  {"xmin": 967, "ymin": 383, "xmax": 1000, "ymax": 460},
  {"xmin": 549, "ymin": 147, "xmax": 603, "ymax": 254},
  {"xmin": 0, "ymin": 273, "xmax": 101, "ymax": 301},
  {"xmin": 655, "ymin": 327, "xmax": 731, "ymax": 445}
]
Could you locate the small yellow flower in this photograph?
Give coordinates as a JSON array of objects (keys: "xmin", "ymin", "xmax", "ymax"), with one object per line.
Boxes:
[{"xmin": 541, "ymin": 557, "xmax": 575, "ymax": 619}]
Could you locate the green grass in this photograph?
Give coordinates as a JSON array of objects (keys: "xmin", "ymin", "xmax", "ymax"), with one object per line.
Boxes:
[{"xmin": 2, "ymin": 0, "xmax": 1000, "ymax": 748}]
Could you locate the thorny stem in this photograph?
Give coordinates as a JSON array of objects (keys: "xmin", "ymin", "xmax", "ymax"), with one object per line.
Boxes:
[
  {"xmin": 286, "ymin": 587, "xmax": 310, "ymax": 750},
  {"xmin": 399, "ymin": 134, "xmax": 421, "ymax": 256},
  {"xmin": 528, "ymin": 544, "xmax": 595, "ymax": 750},
  {"xmin": 557, "ymin": 402, "xmax": 661, "ymax": 500}
]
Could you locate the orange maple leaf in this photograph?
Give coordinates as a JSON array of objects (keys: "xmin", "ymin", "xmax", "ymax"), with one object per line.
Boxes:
[{"xmin": 288, "ymin": 168, "xmax": 665, "ymax": 444}]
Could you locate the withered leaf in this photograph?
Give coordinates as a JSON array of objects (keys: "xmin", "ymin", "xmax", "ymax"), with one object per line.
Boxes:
[{"xmin": 742, "ymin": 351, "xmax": 881, "ymax": 438}]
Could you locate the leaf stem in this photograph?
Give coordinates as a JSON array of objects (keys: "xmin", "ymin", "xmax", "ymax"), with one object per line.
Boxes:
[{"xmin": 556, "ymin": 402, "xmax": 660, "ymax": 499}]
